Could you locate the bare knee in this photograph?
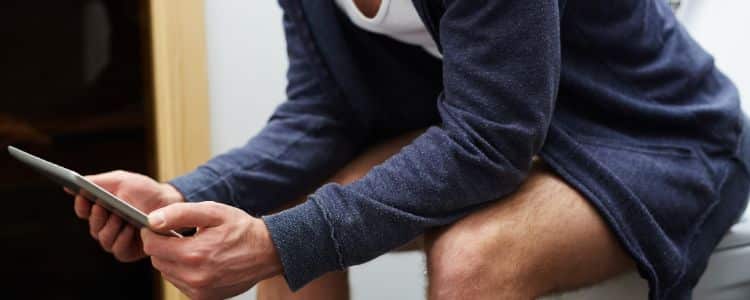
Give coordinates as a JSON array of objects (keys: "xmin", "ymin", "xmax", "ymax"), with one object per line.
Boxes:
[
  {"xmin": 424, "ymin": 163, "xmax": 634, "ymax": 299},
  {"xmin": 425, "ymin": 222, "xmax": 538, "ymax": 299}
]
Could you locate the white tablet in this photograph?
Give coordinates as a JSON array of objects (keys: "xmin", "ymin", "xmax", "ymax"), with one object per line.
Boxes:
[{"xmin": 8, "ymin": 146, "xmax": 191, "ymax": 238}]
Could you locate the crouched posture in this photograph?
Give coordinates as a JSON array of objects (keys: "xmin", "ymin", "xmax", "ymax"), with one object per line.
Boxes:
[{"xmin": 73, "ymin": 0, "xmax": 750, "ymax": 299}]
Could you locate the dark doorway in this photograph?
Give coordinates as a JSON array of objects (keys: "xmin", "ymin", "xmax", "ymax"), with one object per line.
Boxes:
[{"xmin": 1, "ymin": 1, "xmax": 154, "ymax": 299}]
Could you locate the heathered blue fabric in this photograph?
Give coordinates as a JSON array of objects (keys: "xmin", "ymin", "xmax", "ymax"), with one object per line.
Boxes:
[{"xmin": 170, "ymin": 0, "xmax": 750, "ymax": 298}]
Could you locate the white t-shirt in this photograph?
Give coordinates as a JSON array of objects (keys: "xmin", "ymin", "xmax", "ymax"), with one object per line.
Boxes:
[{"xmin": 334, "ymin": 0, "xmax": 442, "ymax": 58}]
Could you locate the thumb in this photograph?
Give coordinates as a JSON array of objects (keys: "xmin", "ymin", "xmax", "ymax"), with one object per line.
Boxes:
[{"xmin": 148, "ymin": 202, "xmax": 224, "ymax": 231}]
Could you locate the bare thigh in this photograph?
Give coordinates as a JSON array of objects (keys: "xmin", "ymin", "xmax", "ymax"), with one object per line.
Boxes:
[
  {"xmin": 424, "ymin": 161, "xmax": 634, "ymax": 299},
  {"xmin": 257, "ymin": 130, "xmax": 634, "ymax": 300}
]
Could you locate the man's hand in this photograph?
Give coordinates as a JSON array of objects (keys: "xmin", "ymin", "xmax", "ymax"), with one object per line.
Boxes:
[
  {"xmin": 142, "ymin": 201, "xmax": 283, "ymax": 300},
  {"xmin": 70, "ymin": 170, "xmax": 184, "ymax": 262}
]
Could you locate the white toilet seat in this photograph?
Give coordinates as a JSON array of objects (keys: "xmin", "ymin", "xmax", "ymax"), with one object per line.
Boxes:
[
  {"xmin": 692, "ymin": 208, "xmax": 750, "ymax": 299},
  {"xmin": 715, "ymin": 207, "xmax": 750, "ymax": 250}
]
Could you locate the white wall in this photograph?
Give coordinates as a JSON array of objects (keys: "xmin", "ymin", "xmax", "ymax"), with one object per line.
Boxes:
[
  {"xmin": 205, "ymin": 0, "xmax": 287, "ymax": 155},
  {"xmin": 205, "ymin": 1, "xmax": 750, "ymax": 299},
  {"xmin": 679, "ymin": 0, "xmax": 750, "ymax": 110},
  {"xmin": 204, "ymin": 1, "xmax": 285, "ymax": 296}
]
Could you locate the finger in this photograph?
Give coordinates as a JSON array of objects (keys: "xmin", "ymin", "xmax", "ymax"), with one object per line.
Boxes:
[
  {"xmin": 98, "ymin": 214, "xmax": 124, "ymax": 252},
  {"xmin": 63, "ymin": 187, "xmax": 76, "ymax": 196},
  {"xmin": 74, "ymin": 195, "xmax": 92, "ymax": 219},
  {"xmin": 141, "ymin": 227, "xmax": 186, "ymax": 259},
  {"xmin": 112, "ymin": 225, "xmax": 143, "ymax": 262},
  {"xmin": 148, "ymin": 202, "xmax": 224, "ymax": 232},
  {"xmin": 89, "ymin": 204, "xmax": 109, "ymax": 240},
  {"xmin": 85, "ymin": 170, "xmax": 127, "ymax": 191}
]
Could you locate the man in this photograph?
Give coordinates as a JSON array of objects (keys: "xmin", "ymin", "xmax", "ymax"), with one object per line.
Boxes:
[{"xmin": 73, "ymin": 0, "xmax": 750, "ymax": 299}]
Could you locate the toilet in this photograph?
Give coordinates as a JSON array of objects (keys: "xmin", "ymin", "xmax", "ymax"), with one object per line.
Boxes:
[{"xmin": 548, "ymin": 0, "xmax": 750, "ymax": 298}]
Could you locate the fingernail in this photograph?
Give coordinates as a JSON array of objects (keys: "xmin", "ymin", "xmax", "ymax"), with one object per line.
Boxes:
[{"xmin": 149, "ymin": 211, "xmax": 166, "ymax": 228}]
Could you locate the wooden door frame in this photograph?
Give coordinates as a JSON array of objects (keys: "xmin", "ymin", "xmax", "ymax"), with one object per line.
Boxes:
[{"xmin": 148, "ymin": 1, "xmax": 210, "ymax": 299}]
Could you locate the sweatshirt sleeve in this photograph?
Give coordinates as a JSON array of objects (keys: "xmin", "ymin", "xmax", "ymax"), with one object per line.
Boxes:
[
  {"xmin": 169, "ymin": 5, "xmax": 367, "ymax": 216},
  {"xmin": 263, "ymin": 0, "xmax": 562, "ymax": 290}
]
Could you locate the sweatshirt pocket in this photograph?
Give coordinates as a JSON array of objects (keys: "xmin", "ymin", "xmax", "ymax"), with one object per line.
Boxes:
[{"xmin": 575, "ymin": 135, "xmax": 718, "ymax": 246}]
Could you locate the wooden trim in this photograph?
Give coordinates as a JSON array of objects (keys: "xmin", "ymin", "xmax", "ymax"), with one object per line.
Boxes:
[{"xmin": 147, "ymin": 1, "xmax": 210, "ymax": 299}]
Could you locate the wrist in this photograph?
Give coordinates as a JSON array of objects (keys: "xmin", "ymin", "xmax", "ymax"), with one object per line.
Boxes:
[{"xmin": 255, "ymin": 218, "xmax": 284, "ymax": 278}]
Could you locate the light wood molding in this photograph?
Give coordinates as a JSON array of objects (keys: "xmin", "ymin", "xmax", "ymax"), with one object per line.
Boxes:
[
  {"xmin": 149, "ymin": 0, "xmax": 210, "ymax": 179},
  {"xmin": 148, "ymin": 1, "xmax": 210, "ymax": 299}
]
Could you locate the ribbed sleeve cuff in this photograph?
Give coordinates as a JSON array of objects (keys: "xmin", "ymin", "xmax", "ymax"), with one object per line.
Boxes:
[
  {"xmin": 262, "ymin": 197, "xmax": 342, "ymax": 291},
  {"xmin": 168, "ymin": 167, "xmax": 234, "ymax": 205}
]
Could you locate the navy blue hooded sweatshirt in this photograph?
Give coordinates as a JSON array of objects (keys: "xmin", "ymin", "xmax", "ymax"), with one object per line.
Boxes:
[{"xmin": 171, "ymin": 1, "xmax": 750, "ymax": 298}]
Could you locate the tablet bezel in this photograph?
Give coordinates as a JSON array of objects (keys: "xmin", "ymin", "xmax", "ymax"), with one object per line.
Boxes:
[{"xmin": 8, "ymin": 146, "xmax": 185, "ymax": 238}]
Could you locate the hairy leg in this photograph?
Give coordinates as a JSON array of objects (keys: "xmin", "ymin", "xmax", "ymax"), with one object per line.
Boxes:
[
  {"xmin": 425, "ymin": 162, "xmax": 635, "ymax": 299},
  {"xmin": 257, "ymin": 129, "xmax": 634, "ymax": 299},
  {"xmin": 256, "ymin": 131, "xmax": 423, "ymax": 300},
  {"xmin": 256, "ymin": 271, "xmax": 349, "ymax": 300}
]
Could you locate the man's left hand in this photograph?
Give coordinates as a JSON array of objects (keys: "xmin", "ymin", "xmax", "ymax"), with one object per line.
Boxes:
[{"xmin": 140, "ymin": 201, "xmax": 283, "ymax": 300}]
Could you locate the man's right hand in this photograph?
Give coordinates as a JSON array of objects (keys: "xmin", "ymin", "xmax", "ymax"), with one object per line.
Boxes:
[{"xmin": 70, "ymin": 170, "xmax": 184, "ymax": 262}]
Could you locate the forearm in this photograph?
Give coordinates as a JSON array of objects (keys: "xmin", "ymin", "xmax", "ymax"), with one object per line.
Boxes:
[
  {"xmin": 170, "ymin": 0, "xmax": 371, "ymax": 215},
  {"xmin": 263, "ymin": 0, "xmax": 561, "ymax": 290},
  {"xmin": 263, "ymin": 126, "xmax": 538, "ymax": 289},
  {"xmin": 169, "ymin": 114, "xmax": 362, "ymax": 215}
]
